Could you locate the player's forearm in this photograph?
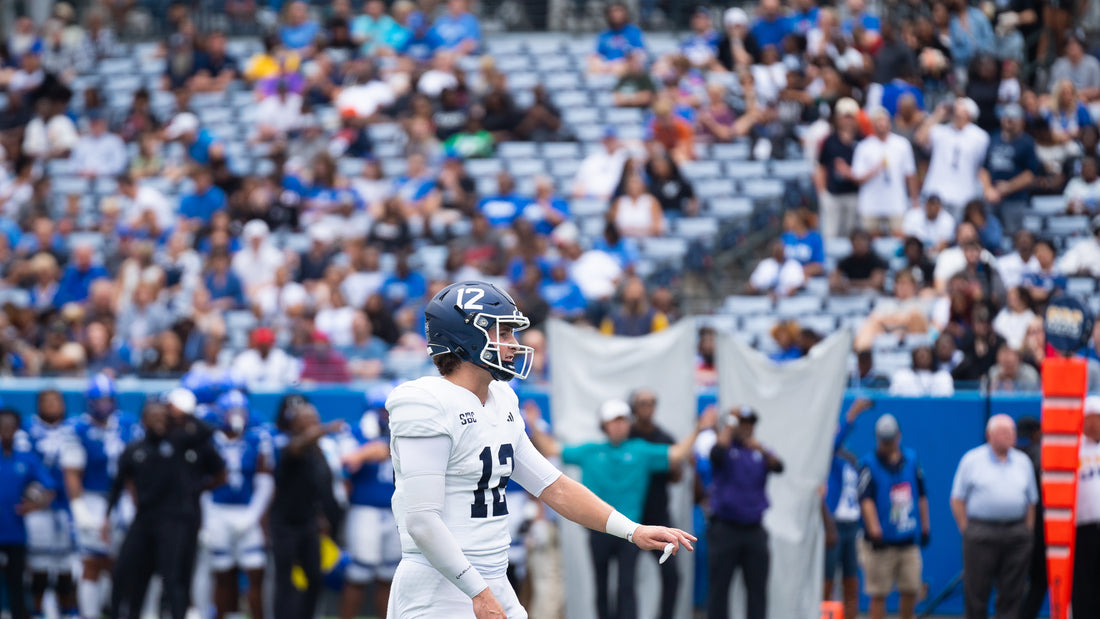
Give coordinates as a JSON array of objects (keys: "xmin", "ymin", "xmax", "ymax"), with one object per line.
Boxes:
[
  {"xmin": 406, "ymin": 507, "xmax": 488, "ymax": 598},
  {"xmin": 63, "ymin": 469, "xmax": 84, "ymax": 500},
  {"xmin": 919, "ymin": 496, "xmax": 931, "ymax": 533},
  {"xmin": 539, "ymin": 474, "xmax": 615, "ymax": 532}
]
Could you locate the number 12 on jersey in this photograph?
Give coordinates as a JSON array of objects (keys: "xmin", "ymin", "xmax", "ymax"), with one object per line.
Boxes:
[{"xmin": 472, "ymin": 444, "xmax": 514, "ymax": 518}]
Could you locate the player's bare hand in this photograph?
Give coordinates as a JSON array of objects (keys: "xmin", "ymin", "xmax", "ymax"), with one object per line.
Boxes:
[
  {"xmin": 100, "ymin": 520, "xmax": 111, "ymax": 543},
  {"xmin": 472, "ymin": 588, "xmax": 507, "ymax": 619},
  {"xmin": 632, "ymin": 525, "xmax": 696, "ymax": 555}
]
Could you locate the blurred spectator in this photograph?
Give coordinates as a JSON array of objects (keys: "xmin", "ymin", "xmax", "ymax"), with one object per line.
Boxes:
[
  {"xmin": 770, "ymin": 320, "xmax": 802, "ymax": 362},
  {"xmin": 854, "ymin": 271, "xmax": 930, "ymax": 351},
  {"xmin": 899, "ymin": 237, "xmax": 936, "ymax": 289},
  {"xmin": 953, "ymin": 305, "xmax": 1004, "ymax": 384},
  {"xmin": 589, "ymin": 2, "xmax": 647, "ymax": 75},
  {"xmin": 522, "ymin": 177, "xmax": 569, "ymax": 235},
  {"xmin": 1046, "ymin": 79, "xmax": 1094, "ymax": 145},
  {"xmin": 645, "ymin": 152, "xmax": 697, "ymax": 215},
  {"xmin": 890, "ymin": 345, "xmax": 955, "ymax": 396},
  {"xmin": 993, "ymin": 287, "xmax": 1036, "ymax": 350},
  {"xmin": 232, "ymin": 220, "xmax": 286, "ymax": 297},
  {"xmin": 1049, "ymin": 31, "xmax": 1100, "ymax": 100},
  {"xmin": 116, "ymin": 174, "xmax": 173, "ymax": 232},
  {"xmin": 599, "ymin": 276, "xmax": 668, "ymax": 336},
  {"xmin": 830, "ymin": 229, "xmax": 888, "ymax": 294},
  {"xmin": 854, "ymin": 349, "xmax": 892, "ymax": 388},
  {"xmin": 716, "ymin": 8, "xmax": 758, "ymax": 72},
  {"xmin": 164, "ymin": 112, "xmax": 225, "ymax": 167},
  {"xmin": 429, "ymin": 0, "xmax": 482, "ymax": 55},
  {"xmin": 997, "ymin": 229, "xmax": 1040, "ymax": 289},
  {"xmin": 612, "ymin": 53, "xmax": 656, "ymax": 109},
  {"xmin": 609, "ymin": 174, "xmax": 665, "ymax": 238},
  {"xmin": 988, "ymin": 343, "xmax": 1040, "ymax": 392},
  {"xmin": 647, "ymin": 97, "xmax": 695, "ymax": 163},
  {"xmin": 191, "ymin": 31, "xmax": 238, "ymax": 93},
  {"xmin": 380, "ymin": 252, "xmax": 427, "ymax": 309},
  {"xmin": 1065, "ymin": 155, "xmax": 1100, "ymax": 215},
  {"xmin": 203, "ymin": 249, "xmax": 246, "ymax": 311},
  {"xmin": 232, "ymin": 327, "xmax": 299, "ymax": 387},
  {"xmin": 815, "ymin": 98, "xmax": 862, "ymax": 240},
  {"xmin": 280, "ymin": 1, "xmax": 322, "ymax": 54},
  {"xmin": 933, "ymin": 223, "xmax": 994, "ymax": 293},
  {"xmin": 129, "ymin": 133, "xmax": 165, "ymax": 179},
  {"xmin": 751, "ymin": 0, "xmax": 792, "ymax": 50},
  {"xmin": 852, "ymin": 107, "xmax": 918, "ymax": 236},
  {"xmin": 1023, "ymin": 239, "xmax": 1065, "ymax": 309},
  {"xmin": 916, "ymin": 98, "xmax": 989, "ymax": 217},
  {"xmin": 1056, "ymin": 215, "xmax": 1100, "ymax": 277},
  {"xmin": 253, "ymin": 82, "xmax": 304, "ymax": 142},
  {"xmin": 962, "ymin": 201, "xmax": 1003, "ymax": 253},
  {"xmin": 55, "ymin": 244, "xmax": 109, "ymax": 307},
  {"xmin": 339, "ymin": 312, "xmax": 388, "ymax": 380},
  {"xmin": 180, "ymin": 167, "xmax": 228, "ymax": 226},
  {"xmin": 780, "ymin": 208, "xmax": 824, "ymax": 278},
  {"xmin": 477, "ymin": 173, "xmax": 525, "ymax": 229},
  {"xmin": 747, "ymin": 238, "xmax": 807, "ymax": 296},
  {"xmin": 572, "ymin": 128, "xmax": 629, "ymax": 199},
  {"xmin": 979, "ymin": 102, "xmax": 1039, "ymax": 234},
  {"xmin": 351, "ymin": 0, "xmax": 407, "ymax": 56},
  {"xmin": 539, "ymin": 260, "xmax": 588, "ymax": 320},
  {"xmin": 902, "ymin": 195, "xmax": 955, "ymax": 254},
  {"xmin": 948, "ymin": 0, "xmax": 995, "ymax": 71},
  {"xmin": 22, "ymin": 98, "xmax": 79, "ymax": 160},
  {"xmin": 843, "ymin": 0, "xmax": 881, "ymax": 38},
  {"xmin": 299, "ymin": 330, "xmax": 350, "ymax": 383},
  {"xmin": 679, "ymin": 7, "xmax": 720, "ymax": 70},
  {"xmin": 71, "ymin": 111, "xmax": 127, "ymax": 178},
  {"xmin": 697, "ymin": 326, "xmax": 717, "ymax": 386},
  {"xmin": 442, "ymin": 114, "xmax": 494, "ymax": 159},
  {"xmin": 698, "ymin": 82, "xmax": 755, "ymax": 143}
]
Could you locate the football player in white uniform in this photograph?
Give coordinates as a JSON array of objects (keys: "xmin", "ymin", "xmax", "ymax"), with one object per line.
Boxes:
[{"xmin": 386, "ymin": 281, "xmax": 697, "ymax": 619}]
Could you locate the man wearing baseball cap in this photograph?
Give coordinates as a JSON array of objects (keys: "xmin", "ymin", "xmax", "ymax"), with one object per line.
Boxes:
[
  {"xmin": 858, "ymin": 414, "xmax": 929, "ymax": 619},
  {"xmin": 707, "ymin": 406, "xmax": 784, "ymax": 619},
  {"xmin": 526, "ymin": 398, "xmax": 714, "ymax": 619},
  {"xmin": 1074, "ymin": 396, "xmax": 1100, "ymax": 617}
]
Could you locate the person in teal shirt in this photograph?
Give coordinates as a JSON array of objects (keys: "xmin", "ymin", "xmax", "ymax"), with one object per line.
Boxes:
[
  {"xmin": 350, "ymin": 0, "xmax": 408, "ymax": 56},
  {"xmin": 529, "ymin": 399, "xmax": 711, "ymax": 619}
]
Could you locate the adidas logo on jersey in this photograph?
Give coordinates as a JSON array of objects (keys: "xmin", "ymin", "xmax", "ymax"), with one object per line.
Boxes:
[{"xmin": 507, "ymin": 412, "xmax": 514, "ymax": 422}]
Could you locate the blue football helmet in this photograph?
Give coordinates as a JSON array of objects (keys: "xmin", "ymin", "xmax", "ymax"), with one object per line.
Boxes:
[
  {"xmin": 86, "ymin": 374, "xmax": 117, "ymax": 421},
  {"xmin": 215, "ymin": 389, "xmax": 250, "ymax": 434},
  {"xmin": 424, "ymin": 281, "xmax": 533, "ymax": 381}
]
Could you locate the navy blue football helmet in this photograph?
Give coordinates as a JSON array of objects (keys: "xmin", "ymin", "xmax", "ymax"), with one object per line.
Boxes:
[
  {"xmin": 425, "ymin": 281, "xmax": 533, "ymax": 381},
  {"xmin": 86, "ymin": 374, "xmax": 118, "ymax": 421}
]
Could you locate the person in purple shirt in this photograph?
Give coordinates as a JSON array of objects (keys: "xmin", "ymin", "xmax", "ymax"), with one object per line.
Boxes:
[
  {"xmin": 707, "ymin": 406, "xmax": 784, "ymax": 619},
  {"xmin": 428, "ymin": 0, "xmax": 481, "ymax": 55}
]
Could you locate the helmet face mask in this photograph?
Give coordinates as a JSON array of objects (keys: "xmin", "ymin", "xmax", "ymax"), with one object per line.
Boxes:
[{"xmin": 425, "ymin": 281, "xmax": 535, "ymax": 382}]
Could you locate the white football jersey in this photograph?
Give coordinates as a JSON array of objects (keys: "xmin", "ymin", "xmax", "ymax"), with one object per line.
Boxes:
[{"xmin": 387, "ymin": 376, "xmax": 527, "ymax": 574}]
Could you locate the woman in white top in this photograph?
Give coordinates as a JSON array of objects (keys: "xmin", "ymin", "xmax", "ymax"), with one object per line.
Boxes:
[
  {"xmin": 993, "ymin": 286, "xmax": 1036, "ymax": 350},
  {"xmin": 609, "ymin": 173, "xmax": 665, "ymax": 238}
]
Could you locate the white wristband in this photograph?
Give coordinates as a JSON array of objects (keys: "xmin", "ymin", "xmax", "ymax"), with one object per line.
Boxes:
[{"xmin": 606, "ymin": 510, "xmax": 640, "ymax": 543}]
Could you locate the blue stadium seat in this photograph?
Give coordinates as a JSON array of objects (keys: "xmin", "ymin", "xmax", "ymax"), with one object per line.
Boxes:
[
  {"xmin": 498, "ymin": 142, "xmax": 539, "ymax": 159},
  {"xmin": 826, "ymin": 296, "xmax": 873, "ymax": 315},
  {"xmin": 725, "ymin": 161, "xmax": 768, "ymax": 179},
  {"xmin": 872, "ymin": 237, "xmax": 903, "ymax": 258},
  {"xmin": 742, "ymin": 315, "xmax": 778, "ymax": 337},
  {"xmin": 742, "ymin": 179, "xmax": 785, "ymax": 201},
  {"xmin": 722, "ymin": 295, "xmax": 774, "ymax": 315},
  {"xmin": 549, "ymin": 159, "xmax": 580, "ymax": 178},
  {"xmin": 803, "ymin": 277, "xmax": 829, "ymax": 297},
  {"xmin": 1067, "ymin": 277, "xmax": 1097, "ymax": 296},
  {"xmin": 604, "ymin": 107, "xmax": 643, "ymax": 126},
  {"xmin": 570, "ymin": 198, "xmax": 608, "ymax": 217},
  {"xmin": 53, "ymin": 177, "xmax": 90, "ymax": 196},
  {"xmin": 507, "ymin": 159, "xmax": 544, "ymax": 177},
  {"xmin": 680, "ymin": 161, "xmax": 722, "ymax": 181},
  {"xmin": 770, "ymin": 159, "xmax": 814, "ymax": 180},
  {"xmin": 640, "ymin": 238, "xmax": 687, "ymax": 262},
  {"xmin": 1047, "ymin": 216, "xmax": 1089, "ymax": 237},
  {"xmin": 544, "ymin": 73, "xmax": 582, "ymax": 90},
  {"xmin": 552, "ymin": 90, "xmax": 589, "ymax": 109},
  {"xmin": 695, "ymin": 179, "xmax": 736, "ymax": 200},
  {"xmin": 382, "ymin": 159, "xmax": 407, "ymax": 177},
  {"xmin": 776, "ymin": 295, "xmax": 823, "ymax": 317},
  {"xmin": 707, "ymin": 197, "xmax": 753, "ymax": 218},
  {"xmin": 563, "ymin": 108, "xmax": 600, "ymax": 125},
  {"xmin": 801, "ymin": 314, "xmax": 838, "ymax": 334},
  {"xmin": 542, "ymin": 143, "xmax": 581, "ymax": 159},
  {"xmin": 673, "ymin": 217, "xmax": 719, "ymax": 239},
  {"xmin": 712, "ymin": 143, "xmax": 751, "ymax": 161},
  {"xmin": 337, "ymin": 158, "xmax": 364, "ymax": 177},
  {"xmin": 1031, "ymin": 194, "xmax": 1067, "ymax": 215},
  {"xmin": 466, "ymin": 159, "xmax": 504, "ymax": 177}
]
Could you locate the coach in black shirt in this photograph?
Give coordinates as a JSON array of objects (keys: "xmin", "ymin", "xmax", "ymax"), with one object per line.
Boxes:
[
  {"xmin": 629, "ymin": 389, "xmax": 681, "ymax": 619},
  {"xmin": 109, "ymin": 398, "xmax": 225, "ymax": 619},
  {"xmin": 271, "ymin": 396, "xmax": 342, "ymax": 619}
]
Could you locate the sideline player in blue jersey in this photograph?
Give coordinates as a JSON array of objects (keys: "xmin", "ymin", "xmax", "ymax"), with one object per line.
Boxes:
[
  {"xmin": 0, "ymin": 407, "xmax": 57, "ymax": 619},
  {"xmin": 339, "ymin": 390, "xmax": 400, "ymax": 619},
  {"xmin": 23, "ymin": 389, "xmax": 79, "ymax": 617},
  {"xmin": 61, "ymin": 374, "xmax": 140, "ymax": 619},
  {"xmin": 206, "ymin": 390, "xmax": 273, "ymax": 619}
]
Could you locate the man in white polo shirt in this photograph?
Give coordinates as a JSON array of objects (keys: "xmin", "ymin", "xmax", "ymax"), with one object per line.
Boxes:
[
  {"xmin": 1074, "ymin": 395, "xmax": 1100, "ymax": 618},
  {"xmin": 916, "ymin": 98, "xmax": 990, "ymax": 217},
  {"xmin": 851, "ymin": 106, "xmax": 919, "ymax": 236}
]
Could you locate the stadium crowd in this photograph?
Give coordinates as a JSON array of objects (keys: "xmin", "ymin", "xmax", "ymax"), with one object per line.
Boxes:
[{"xmin": 0, "ymin": 0, "xmax": 1100, "ymax": 616}]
